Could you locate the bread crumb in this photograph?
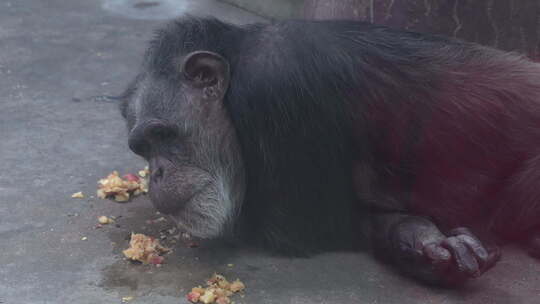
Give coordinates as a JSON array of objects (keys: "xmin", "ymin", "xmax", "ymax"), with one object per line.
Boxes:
[
  {"xmin": 192, "ymin": 287, "xmax": 206, "ymax": 294},
  {"xmin": 98, "ymin": 216, "xmax": 113, "ymax": 225},
  {"xmin": 216, "ymin": 296, "xmax": 231, "ymax": 304},
  {"xmin": 199, "ymin": 290, "xmax": 216, "ymax": 304},
  {"xmin": 138, "ymin": 166, "xmax": 149, "ymax": 177},
  {"xmin": 229, "ymin": 280, "xmax": 245, "ymax": 293},
  {"xmin": 71, "ymin": 192, "xmax": 84, "ymax": 198}
]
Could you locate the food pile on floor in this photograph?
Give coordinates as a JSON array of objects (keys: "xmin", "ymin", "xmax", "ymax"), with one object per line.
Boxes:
[
  {"xmin": 187, "ymin": 273, "xmax": 246, "ymax": 304},
  {"xmin": 123, "ymin": 233, "xmax": 170, "ymax": 265},
  {"xmin": 96, "ymin": 167, "xmax": 149, "ymax": 202}
]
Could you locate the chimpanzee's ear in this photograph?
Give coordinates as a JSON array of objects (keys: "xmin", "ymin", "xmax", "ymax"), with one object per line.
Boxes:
[{"xmin": 181, "ymin": 51, "xmax": 230, "ymax": 100}]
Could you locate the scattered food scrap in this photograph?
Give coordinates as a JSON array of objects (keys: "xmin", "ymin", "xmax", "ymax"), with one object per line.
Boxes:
[
  {"xmin": 182, "ymin": 233, "xmax": 199, "ymax": 248},
  {"xmin": 81, "ymin": 236, "xmax": 88, "ymax": 241},
  {"xmin": 123, "ymin": 233, "xmax": 170, "ymax": 265},
  {"xmin": 145, "ymin": 217, "xmax": 166, "ymax": 225},
  {"xmin": 71, "ymin": 191, "xmax": 85, "ymax": 198},
  {"xmin": 97, "ymin": 167, "xmax": 149, "ymax": 202},
  {"xmin": 98, "ymin": 216, "xmax": 114, "ymax": 225},
  {"xmin": 138, "ymin": 168, "xmax": 148, "ymax": 177},
  {"xmin": 121, "ymin": 296, "xmax": 134, "ymax": 302},
  {"xmin": 187, "ymin": 274, "xmax": 245, "ymax": 304}
]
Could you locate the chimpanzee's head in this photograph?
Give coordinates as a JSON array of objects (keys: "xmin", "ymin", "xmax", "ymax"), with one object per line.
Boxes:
[
  {"xmin": 120, "ymin": 35, "xmax": 245, "ymax": 238},
  {"xmin": 120, "ymin": 17, "xmax": 357, "ymax": 252}
]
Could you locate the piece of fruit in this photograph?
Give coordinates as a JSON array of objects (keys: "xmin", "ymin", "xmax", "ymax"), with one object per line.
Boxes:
[
  {"xmin": 229, "ymin": 280, "xmax": 245, "ymax": 293},
  {"xmin": 97, "ymin": 169, "xmax": 149, "ymax": 202},
  {"xmin": 98, "ymin": 216, "xmax": 113, "ymax": 224},
  {"xmin": 123, "ymin": 173, "xmax": 140, "ymax": 182},
  {"xmin": 123, "ymin": 233, "xmax": 170, "ymax": 264},
  {"xmin": 186, "ymin": 274, "xmax": 245, "ymax": 304},
  {"xmin": 71, "ymin": 192, "xmax": 84, "ymax": 198},
  {"xmin": 187, "ymin": 292, "xmax": 201, "ymax": 303},
  {"xmin": 199, "ymin": 290, "xmax": 216, "ymax": 304},
  {"xmin": 216, "ymin": 296, "xmax": 231, "ymax": 304}
]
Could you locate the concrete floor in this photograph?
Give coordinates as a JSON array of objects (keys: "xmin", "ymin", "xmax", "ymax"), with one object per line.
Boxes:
[{"xmin": 1, "ymin": 0, "xmax": 540, "ymax": 303}]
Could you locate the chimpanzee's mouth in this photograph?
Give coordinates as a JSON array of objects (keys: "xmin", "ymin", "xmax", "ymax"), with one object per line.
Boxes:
[
  {"xmin": 151, "ymin": 181, "xmax": 207, "ymax": 214},
  {"xmin": 169, "ymin": 208, "xmax": 218, "ymax": 239},
  {"xmin": 167, "ymin": 184, "xmax": 229, "ymax": 239},
  {"xmin": 148, "ymin": 175, "xmax": 211, "ymax": 212}
]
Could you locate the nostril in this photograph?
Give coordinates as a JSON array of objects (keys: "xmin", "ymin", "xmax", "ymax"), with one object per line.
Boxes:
[
  {"xmin": 128, "ymin": 120, "xmax": 177, "ymax": 156},
  {"xmin": 128, "ymin": 136, "xmax": 149, "ymax": 156}
]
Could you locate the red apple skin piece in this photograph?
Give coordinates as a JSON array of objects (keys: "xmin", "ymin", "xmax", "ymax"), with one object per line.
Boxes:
[
  {"xmin": 187, "ymin": 292, "xmax": 201, "ymax": 303},
  {"xmin": 123, "ymin": 173, "xmax": 140, "ymax": 182},
  {"xmin": 148, "ymin": 255, "xmax": 165, "ymax": 265}
]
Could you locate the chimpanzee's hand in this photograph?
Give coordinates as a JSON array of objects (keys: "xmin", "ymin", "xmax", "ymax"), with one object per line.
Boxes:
[{"xmin": 390, "ymin": 221, "xmax": 501, "ymax": 285}]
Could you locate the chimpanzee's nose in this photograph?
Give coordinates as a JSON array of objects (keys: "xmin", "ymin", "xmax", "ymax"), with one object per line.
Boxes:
[{"xmin": 128, "ymin": 120, "xmax": 178, "ymax": 156}]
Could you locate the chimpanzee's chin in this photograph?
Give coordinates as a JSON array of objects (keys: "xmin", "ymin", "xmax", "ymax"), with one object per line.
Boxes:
[{"xmin": 168, "ymin": 208, "xmax": 223, "ymax": 239}]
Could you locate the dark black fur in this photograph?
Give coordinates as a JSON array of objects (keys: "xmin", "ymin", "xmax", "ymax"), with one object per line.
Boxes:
[
  {"xmin": 141, "ymin": 17, "xmax": 463, "ymax": 254},
  {"xmin": 123, "ymin": 16, "xmax": 540, "ymax": 284},
  {"xmin": 142, "ymin": 18, "xmax": 361, "ymax": 254}
]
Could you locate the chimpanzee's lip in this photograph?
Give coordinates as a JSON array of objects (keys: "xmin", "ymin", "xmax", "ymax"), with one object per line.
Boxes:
[
  {"xmin": 149, "ymin": 178, "xmax": 211, "ymax": 213},
  {"xmin": 169, "ymin": 210, "xmax": 213, "ymax": 238},
  {"xmin": 162, "ymin": 182, "xmax": 210, "ymax": 216},
  {"xmin": 169, "ymin": 187, "xmax": 220, "ymax": 238}
]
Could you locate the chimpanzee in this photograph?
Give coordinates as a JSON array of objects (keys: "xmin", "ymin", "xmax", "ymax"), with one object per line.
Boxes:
[{"xmin": 119, "ymin": 16, "xmax": 540, "ymax": 285}]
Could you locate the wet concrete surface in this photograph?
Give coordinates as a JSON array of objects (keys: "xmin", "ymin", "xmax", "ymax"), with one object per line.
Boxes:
[{"xmin": 1, "ymin": 0, "xmax": 540, "ymax": 303}]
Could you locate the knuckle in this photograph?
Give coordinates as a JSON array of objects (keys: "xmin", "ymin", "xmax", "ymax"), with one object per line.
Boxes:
[
  {"xmin": 449, "ymin": 227, "xmax": 472, "ymax": 236},
  {"xmin": 456, "ymin": 234, "xmax": 476, "ymax": 244},
  {"xmin": 443, "ymin": 236, "xmax": 461, "ymax": 247}
]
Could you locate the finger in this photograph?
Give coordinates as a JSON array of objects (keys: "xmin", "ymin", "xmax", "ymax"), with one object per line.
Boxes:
[
  {"xmin": 456, "ymin": 235, "xmax": 489, "ymax": 262},
  {"xmin": 456, "ymin": 234, "xmax": 492, "ymax": 275},
  {"xmin": 449, "ymin": 228, "xmax": 501, "ymax": 273},
  {"xmin": 423, "ymin": 243, "xmax": 452, "ymax": 273},
  {"xmin": 442, "ymin": 236, "xmax": 481, "ymax": 277},
  {"xmin": 482, "ymin": 249, "xmax": 501, "ymax": 272},
  {"xmin": 423, "ymin": 243, "xmax": 452, "ymax": 264},
  {"xmin": 448, "ymin": 227, "xmax": 475, "ymax": 238}
]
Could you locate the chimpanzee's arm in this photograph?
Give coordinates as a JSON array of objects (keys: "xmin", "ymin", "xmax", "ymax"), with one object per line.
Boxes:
[
  {"xmin": 370, "ymin": 212, "xmax": 500, "ymax": 285},
  {"xmin": 353, "ymin": 162, "xmax": 500, "ymax": 284}
]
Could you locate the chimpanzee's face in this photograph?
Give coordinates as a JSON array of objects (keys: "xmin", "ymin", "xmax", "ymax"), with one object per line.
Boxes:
[{"xmin": 121, "ymin": 51, "xmax": 245, "ymax": 238}]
